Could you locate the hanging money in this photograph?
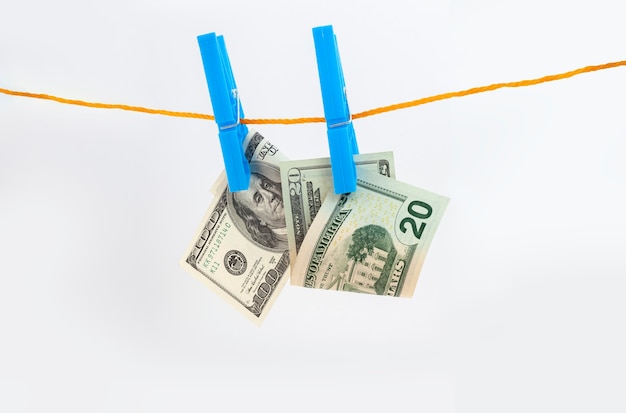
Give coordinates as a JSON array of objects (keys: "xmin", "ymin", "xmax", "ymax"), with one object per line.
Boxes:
[
  {"xmin": 180, "ymin": 130, "xmax": 290, "ymax": 324},
  {"xmin": 280, "ymin": 152, "xmax": 395, "ymax": 266},
  {"xmin": 291, "ymin": 170, "xmax": 449, "ymax": 297}
]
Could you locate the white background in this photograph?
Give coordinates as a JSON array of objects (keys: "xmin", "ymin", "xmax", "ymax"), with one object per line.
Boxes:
[{"xmin": 1, "ymin": 1, "xmax": 625, "ymax": 411}]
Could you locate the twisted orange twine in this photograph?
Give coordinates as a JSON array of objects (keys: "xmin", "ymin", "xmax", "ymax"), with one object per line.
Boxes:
[{"xmin": 2, "ymin": 60, "xmax": 625, "ymax": 124}]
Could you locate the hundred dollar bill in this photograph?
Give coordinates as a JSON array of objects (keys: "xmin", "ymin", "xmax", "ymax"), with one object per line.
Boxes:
[
  {"xmin": 180, "ymin": 130, "xmax": 290, "ymax": 324},
  {"xmin": 280, "ymin": 152, "xmax": 395, "ymax": 266},
  {"xmin": 291, "ymin": 170, "xmax": 449, "ymax": 297}
]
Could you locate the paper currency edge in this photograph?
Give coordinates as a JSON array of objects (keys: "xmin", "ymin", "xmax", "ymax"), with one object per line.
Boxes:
[{"xmin": 395, "ymin": 195, "xmax": 450, "ymax": 298}]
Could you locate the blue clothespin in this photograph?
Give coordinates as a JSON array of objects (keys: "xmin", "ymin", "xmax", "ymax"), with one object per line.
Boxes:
[
  {"xmin": 197, "ymin": 33, "xmax": 250, "ymax": 192},
  {"xmin": 313, "ymin": 25, "xmax": 359, "ymax": 194}
]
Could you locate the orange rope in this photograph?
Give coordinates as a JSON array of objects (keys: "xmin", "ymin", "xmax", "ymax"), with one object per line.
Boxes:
[
  {"xmin": 2, "ymin": 60, "xmax": 625, "ymax": 124},
  {"xmin": 353, "ymin": 60, "xmax": 626, "ymax": 119},
  {"xmin": 0, "ymin": 89, "xmax": 215, "ymax": 120}
]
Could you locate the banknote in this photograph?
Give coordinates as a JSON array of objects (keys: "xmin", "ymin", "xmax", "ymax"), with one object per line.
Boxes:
[
  {"xmin": 280, "ymin": 152, "xmax": 395, "ymax": 266},
  {"xmin": 180, "ymin": 130, "xmax": 290, "ymax": 324},
  {"xmin": 291, "ymin": 170, "xmax": 449, "ymax": 297}
]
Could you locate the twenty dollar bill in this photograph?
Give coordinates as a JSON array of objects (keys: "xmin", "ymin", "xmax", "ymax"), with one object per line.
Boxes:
[
  {"xmin": 180, "ymin": 130, "xmax": 290, "ymax": 324},
  {"xmin": 280, "ymin": 152, "xmax": 395, "ymax": 266},
  {"xmin": 291, "ymin": 170, "xmax": 449, "ymax": 297}
]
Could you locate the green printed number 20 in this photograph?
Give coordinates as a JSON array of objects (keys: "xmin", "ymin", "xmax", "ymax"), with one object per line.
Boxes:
[{"xmin": 395, "ymin": 200, "xmax": 432, "ymax": 245}]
